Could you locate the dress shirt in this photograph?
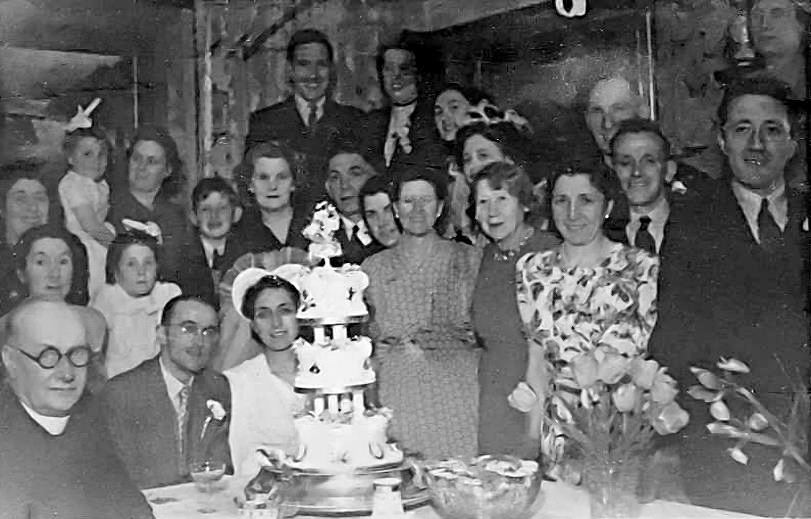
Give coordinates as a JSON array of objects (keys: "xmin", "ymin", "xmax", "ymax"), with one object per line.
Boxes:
[
  {"xmin": 159, "ymin": 355, "xmax": 193, "ymax": 416},
  {"xmin": 385, "ymin": 102, "xmax": 417, "ymax": 166},
  {"xmin": 20, "ymin": 401, "xmax": 69, "ymax": 435},
  {"xmin": 626, "ymin": 197, "xmax": 670, "ymax": 253},
  {"xmin": 731, "ymin": 180, "xmax": 788, "ymax": 242},
  {"xmin": 294, "ymin": 95, "xmax": 325, "ymax": 128},
  {"xmin": 201, "ymin": 238, "xmax": 225, "ymax": 269},
  {"xmin": 340, "ymin": 215, "xmax": 372, "ymax": 246}
]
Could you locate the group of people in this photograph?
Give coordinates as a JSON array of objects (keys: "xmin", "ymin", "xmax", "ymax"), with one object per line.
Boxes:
[{"xmin": 0, "ymin": 16, "xmax": 808, "ymax": 519}]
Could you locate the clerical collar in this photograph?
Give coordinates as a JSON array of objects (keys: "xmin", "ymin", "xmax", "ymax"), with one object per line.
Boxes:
[{"xmin": 20, "ymin": 400, "xmax": 69, "ymax": 435}]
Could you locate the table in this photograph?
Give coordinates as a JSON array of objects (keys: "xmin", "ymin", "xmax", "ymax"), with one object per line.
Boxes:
[{"xmin": 144, "ymin": 477, "xmax": 763, "ymax": 519}]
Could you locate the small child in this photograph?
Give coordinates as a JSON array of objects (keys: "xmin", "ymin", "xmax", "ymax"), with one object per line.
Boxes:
[
  {"xmin": 92, "ymin": 230, "xmax": 181, "ymax": 378},
  {"xmin": 59, "ymin": 120, "xmax": 115, "ymax": 299},
  {"xmin": 164, "ymin": 176, "xmax": 243, "ymax": 309}
]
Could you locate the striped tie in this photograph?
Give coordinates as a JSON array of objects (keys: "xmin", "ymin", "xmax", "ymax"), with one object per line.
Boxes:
[{"xmin": 177, "ymin": 385, "xmax": 190, "ymax": 474}]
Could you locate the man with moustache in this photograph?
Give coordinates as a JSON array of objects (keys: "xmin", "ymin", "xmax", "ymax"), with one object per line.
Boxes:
[
  {"xmin": 360, "ymin": 175, "xmax": 401, "ymax": 248},
  {"xmin": 324, "ymin": 143, "xmax": 385, "ymax": 265},
  {"xmin": 102, "ymin": 295, "xmax": 231, "ymax": 489},
  {"xmin": 366, "ymin": 43, "xmax": 445, "ymax": 176},
  {"xmin": 246, "ymin": 29, "xmax": 365, "ymax": 204},
  {"xmin": 0, "ymin": 299, "xmax": 153, "ymax": 518},
  {"xmin": 661, "ymin": 76, "xmax": 810, "ymax": 517}
]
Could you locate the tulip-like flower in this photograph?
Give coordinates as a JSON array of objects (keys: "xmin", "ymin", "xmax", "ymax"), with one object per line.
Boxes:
[
  {"xmin": 710, "ymin": 400, "xmax": 731, "ymax": 421},
  {"xmin": 572, "ymin": 353, "xmax": 599, "ymax": 388},
  {"xmin": 508, "ymin": 381, "xmax": 538, "ymax": 413},
  {"xmin": 612, "ymin": 383, "xmax": 639, "ymax": 412},
  {"xmin": 650, "ymin": 369, "xmax": 678, "ymax": 404},
  {"xmin": 652, "ymin": 401, "xmax": 690, "ymax": 435},
  {"xmin": 629, "ymin": 357, "xmax": 659, "ymax": 389},
  {"xmin": 690, "ymin": 367, "xmax": 722, "ymax": 390},
  {"xmin": 728, "ymin": 447, "xmax": 749, "ymax": 465},
  {"xmin": 596, "ymin": 349, "xmax": 631, "ymax": 384},
  {"xmin": 717, "ymin": 357, "xmax": 750, "ymax": 374}
]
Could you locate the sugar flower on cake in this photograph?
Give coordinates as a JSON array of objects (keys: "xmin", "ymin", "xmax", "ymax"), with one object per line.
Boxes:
[{"xmin": 302, "ymin": 202, "xmax": 340, "ymax": 244}]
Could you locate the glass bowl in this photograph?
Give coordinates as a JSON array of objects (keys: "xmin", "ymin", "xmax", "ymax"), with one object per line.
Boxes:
[{"xmin": 422, "ymin": 455, "xmax": 542, "ymax": 519}]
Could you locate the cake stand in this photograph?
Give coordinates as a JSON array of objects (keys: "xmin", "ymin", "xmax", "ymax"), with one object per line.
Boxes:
[{"xmin": 249, "ymin": 458, "xmax": 429, "ymax": 516}]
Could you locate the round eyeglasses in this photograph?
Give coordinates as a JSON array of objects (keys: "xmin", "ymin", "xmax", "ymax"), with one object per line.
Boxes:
[
  {"xmin": 10, "ymin": 345, "xmax": 91, "ymax": 369},
  {"xmin": 165, "ymin": 323, "xmax": 220, "ymax": 340}
]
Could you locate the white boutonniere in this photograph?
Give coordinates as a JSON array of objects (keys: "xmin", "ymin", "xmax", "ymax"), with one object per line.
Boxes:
[
  {"xmin": 200, "ymin": 399, "xmax": 228, "ymax": 439},
  {"xmin": 395, "ymin": 123, "xmax": 412, "ymax": 154},
  {"xmin": 670, "ymin": 179, "xmax": 688, "ymax": 195}
]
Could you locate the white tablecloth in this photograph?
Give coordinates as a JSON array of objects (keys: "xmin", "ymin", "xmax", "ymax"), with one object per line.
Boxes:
[{"xmin": 144, "ymin": 476, "xmax": 763, "ymax": 519}]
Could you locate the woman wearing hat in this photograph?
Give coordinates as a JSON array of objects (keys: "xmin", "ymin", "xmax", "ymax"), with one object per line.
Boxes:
[{"xmin": 224, "ymin": 265, "xmax": 308, "ymax": 478}]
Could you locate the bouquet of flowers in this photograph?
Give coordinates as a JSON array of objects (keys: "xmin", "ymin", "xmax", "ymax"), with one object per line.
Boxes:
[
  {"xmin": 688, "ymin": 357, "xmax": 810, "ymax": 483},
  {"xmin": 543, "ymin": 345, "xmax": 690, "ymax": 463},
  {"xmin": 301, "ymin": 201, "xmax": 342, "ymax": 261}
]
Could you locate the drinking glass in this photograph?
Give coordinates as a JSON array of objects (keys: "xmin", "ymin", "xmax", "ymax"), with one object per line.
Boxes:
[{"xmin": 189, "ymin": 460, "xmax": 227, "ymax": 514}]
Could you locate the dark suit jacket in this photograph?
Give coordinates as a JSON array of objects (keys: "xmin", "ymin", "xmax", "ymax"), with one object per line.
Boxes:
[
  {"xmin": 163, "ymin": 230, "xmax": 250, "ymax": 310},
  {"xmin": 246, "ymin": 97, "xmax": 367, "ymax": 203},
  {"xmin": 0, "ymin": 387, "xmax": 153, "ymax": 519},
  {"xmin": 333, "ymin": 219, "xmax": 384, "ymax": 266},
  {"xmin": 364, "ymin": 100, "xmax": 446, "ymax": 177},
  {"xmin": 101, "ymin": 356, "xmax": 232, "ymax": 489},
  {"xmin": 648, "ymin": 182, "xmax": 811, "ymax": 517}
]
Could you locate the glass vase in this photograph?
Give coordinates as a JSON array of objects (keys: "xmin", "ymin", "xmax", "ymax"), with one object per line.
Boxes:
[{"xmin": 584, "ymin": 456, "xmax": 642, "ymax": 519}]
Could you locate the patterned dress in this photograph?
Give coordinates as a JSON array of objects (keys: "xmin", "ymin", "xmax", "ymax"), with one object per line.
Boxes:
[
  {"xmin": 515, "ymin": 243, "xmax": 658, "ymax": 458},
  {"xmin": 363, "ymin": 239, "xmax": 481, "ymax": 459}
]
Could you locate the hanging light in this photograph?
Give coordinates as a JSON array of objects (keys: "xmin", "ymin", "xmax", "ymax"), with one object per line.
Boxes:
[{"xmin": 555, "ymin": 0, "xmax": 586, "ymax": 18}]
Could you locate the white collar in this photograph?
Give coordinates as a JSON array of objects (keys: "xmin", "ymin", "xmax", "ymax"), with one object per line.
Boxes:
[
  {"xmin": 200, "ymin": 237, "xmax": 225, "ymax": 268},
  {"xmin": 294, "ymin": 95, "xmax": 325, "ymax": 122},
  {"xmin": 629, "ymin": 195, "xmax": 670, "ymax": 225},
  {"xmin": 159, "ymin": 355, "xmax": 192, "ymax": 412},
  {"xmin": 731, "ymin": 179, "xmax": 788, "ymax": 237},
  {"xmin": 339, "ymin": 215, "xmax": 372, "ymax": 246},
  {"xmin": 20, "ymin": 400, "xmax": 69, "ymax": 435},
  {"xmin": 389, "ymin": 102, "xmax": 416, "ymax": 128}
]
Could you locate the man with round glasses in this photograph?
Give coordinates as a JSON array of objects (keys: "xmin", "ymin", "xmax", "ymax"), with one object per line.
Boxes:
[
  {"xmin": 0, "ymin": 299, "xmax": 153, "ymax": 518},
  {"xmin": 102, "ymin": 295, "xmax": 231, "ymax": 489}
]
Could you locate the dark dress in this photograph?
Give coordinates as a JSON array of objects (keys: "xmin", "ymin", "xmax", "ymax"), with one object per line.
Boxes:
[
  {"xmin": 472, "ymin": 229, "xmax": 559, "ymax": 457},
  {"xmin": 0, "ymin": 387, "xmax": 154, "ymax": 519},
  {"xmin": 233, "ymin": 206, "xmax": 311, "ymax": 254}
]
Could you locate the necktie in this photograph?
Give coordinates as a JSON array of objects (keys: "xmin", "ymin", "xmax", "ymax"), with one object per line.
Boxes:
[
  {"xmin": 212, "ymin": 247, "xmax": 224, "ymax": 270},
  {"xmin": 635, "ymin": 216, "xmax": 657, "ymax": 255},
  {"xmin": 177, "ymin": 385, "xmax": 190, "ymax": 473},
  {"xmin": 757, "ymin": 198, "xmax": 782, "ymax": 251},
  {"xmin": 307, "ymin": 101, "xmax": 319, "ymax": 133}
]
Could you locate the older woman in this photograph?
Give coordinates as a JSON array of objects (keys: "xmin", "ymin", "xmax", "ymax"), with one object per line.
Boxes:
[
  {"xmin": 511, "ymin": 162, "xmax": 658, "ymax": 461},
  {"xmin": 363, "ymin": 170, "xmax": 480, "ymax": 459},
  {"xmin": 471, "ymin": 162, "xmax": 558, "ymax": 457},
  {"xmin": 224, "ymin": 267, "xmax": 308, "ymax": 477},
  {"xmin": 0, "ymin": 160, "xmax": 56, "ymax": 314},
  {"xmin": 233, "ymin": 141, "xmax": 310, "ymax": 253},
  {"xmin": 107, "ymin": 125, "xmax": 188, "ymax": 273}
]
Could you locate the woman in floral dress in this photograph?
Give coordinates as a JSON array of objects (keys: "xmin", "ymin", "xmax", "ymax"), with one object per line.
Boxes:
[
  {"xmin": 510, "ymin": 162, "xmax": 659, "ymax": 461},
  {"xmin": 363, "ymin": 170, "xmax": 480, "ymax": 460}
]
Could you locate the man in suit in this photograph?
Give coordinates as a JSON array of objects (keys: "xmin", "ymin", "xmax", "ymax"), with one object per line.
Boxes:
[
  {"xmin": 585, "ymin": 75, "xmax": 714, "ymax": 196},
  {"xmin": 324, "ymin": 144, "xmax": 384, "ymax": 265},
  {"xmin": 605, "ymin": 118, "xmax": 707, "ymax": 256},
  {"xmin": 102, "ymin": 295, "xmax": 231, "ymax": 489},
  {"xmin": 365, "ymin": 43, "xmax": 445, "ymax": 177},
  {"xmin": 658, "ymin": 76, "xmax": 810, "ymax": 517},
  {"xmin": 245, "ymin": 29, "xmax": 366, "ymax": 204},
  {"xmin": 0, "ymin": 299, "xmax": 152, "ymax": 518}
]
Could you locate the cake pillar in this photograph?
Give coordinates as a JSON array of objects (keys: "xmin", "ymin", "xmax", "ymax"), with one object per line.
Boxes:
[
  {"xmin": 313, "ymin": 395, "xmax": 325, "ymax": 417},
  {"xmin": 352, "ymin": 389, "xmax": 365, "ymax": 416},
  {"xmin": 314, "ymin": 326, "xmax": 327, "ymax": 345},
  {"xmin": 327, "ymin": 394, "xmax": 340, "ymax": 416},
  {"xmin": 333, "ymin": 325, "xmax": 347, "ymax": 342}
]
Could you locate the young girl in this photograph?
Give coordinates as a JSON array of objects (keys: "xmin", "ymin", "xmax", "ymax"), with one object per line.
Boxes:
[
  {"xmin": 92, "ymin": 230, "xmax": 181, "ymax": 378},
  {"xmin": 59, "ymin": 124, "xmax": 115, "ymax": 299}
]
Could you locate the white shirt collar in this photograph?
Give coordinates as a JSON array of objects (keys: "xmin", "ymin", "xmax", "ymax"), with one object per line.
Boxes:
[
  {"xmin": 294, "ymin": 95, "xmax": 325, "ymax": 126},
  {"xmin": 339, "ymin": 214, "xmax": 372, "ymax": 246},
  {"xmin": 731, "ymin": 180, "xmax": 788, "ymax": 241},
  {"xmin": 20, "ymin": 400, "xmax": 69, "ymax": 435},
  {"xmin": 200, "ymin": 237, "xmax": 225, "ymax": 269},
  {"xmin": 626, "ymin": 196, "xmax": 670, "ymax": 253},
  {"xmin": 159, "ymin": 355, "xmax": 192, "ymax": 414}
]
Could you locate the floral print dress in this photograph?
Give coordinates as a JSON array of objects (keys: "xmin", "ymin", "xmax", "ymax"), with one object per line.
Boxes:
[{"xmin": 515, "ymin": 242, "xmax": 659, "ymax": 458}]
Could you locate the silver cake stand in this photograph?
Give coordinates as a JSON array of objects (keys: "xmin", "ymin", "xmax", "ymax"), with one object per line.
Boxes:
[{"xmin": 249, "ymin": 459, "xmax": 429, "ymax": 516}]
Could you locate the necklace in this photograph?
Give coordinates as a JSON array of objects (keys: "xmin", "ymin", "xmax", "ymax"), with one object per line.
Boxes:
[{"xmin": 493, "ymin": 226, "xmax": 535, "ymax": 262}]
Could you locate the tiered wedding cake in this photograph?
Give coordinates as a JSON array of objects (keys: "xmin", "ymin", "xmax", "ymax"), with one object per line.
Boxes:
[{"xmin": 272, "ymin": 202, "xmax": 403, "ymax": 472}]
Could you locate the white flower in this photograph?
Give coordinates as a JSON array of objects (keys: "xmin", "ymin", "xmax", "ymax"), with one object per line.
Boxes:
[
  {"xmin": 671, "ymin": 179, "xmax": 688, "ymax": 195},
  {"xmin": 727, "ymin": 447, "xmax": 749, "ymax": 465},
  {"xmin": 710, "ymin": 400, "xmax": 731, "ymax": 421},
  {"xmin": 206, "ymin": 399, "xmax": 227, "ymax": 421},
  {"xmin": 773, "ymin": 458, "xmax": 785, "ymax": 482},
  {"xmin": 747, "ymin": 412, "xmax": 769, "ymax": 431},
  {"xmin": 717, "ymin": 357, "xmax": 750, "ymax": 374},
  {"xmin": 507, "ymin": 382, "xmax": 537, "ymax": 413}
]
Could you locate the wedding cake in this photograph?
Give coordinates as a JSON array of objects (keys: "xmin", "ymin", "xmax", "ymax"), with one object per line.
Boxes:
[{"xmin": 275, "ymin": 203, "xmax": 402, "ymax": 472}]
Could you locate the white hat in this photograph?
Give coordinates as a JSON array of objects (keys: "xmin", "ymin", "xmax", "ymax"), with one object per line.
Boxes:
[{"xmin": 231, "ymin": 264, "xmax": 306, "ymax": 319}]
